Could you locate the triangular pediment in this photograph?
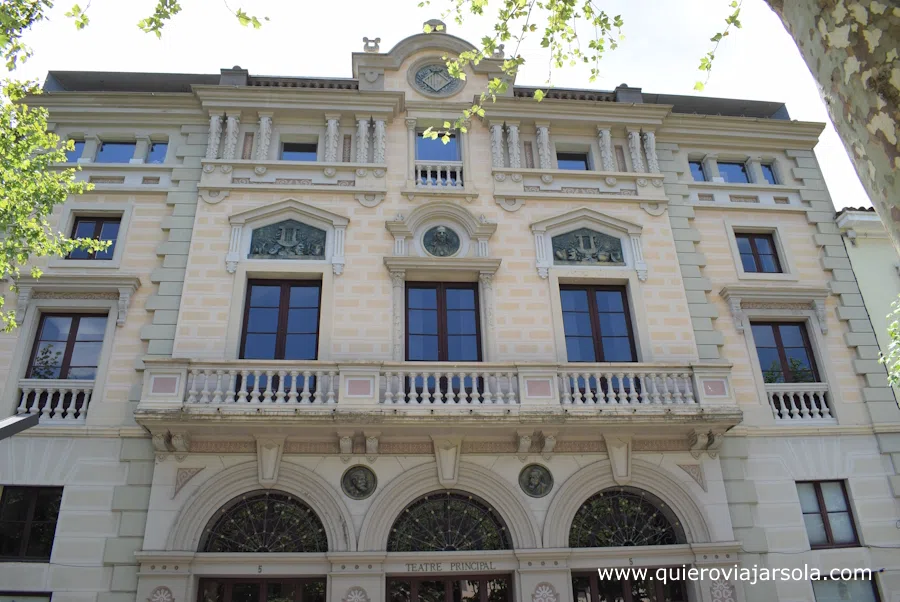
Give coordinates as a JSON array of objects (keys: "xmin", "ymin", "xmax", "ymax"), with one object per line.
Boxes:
[
  {"xmin": 229, "ymin": 198, "xmax": 349, "ymax": 228},
  {"xmin": 530, "ymin": 207, "xmax": 642, "ymax": 236}
]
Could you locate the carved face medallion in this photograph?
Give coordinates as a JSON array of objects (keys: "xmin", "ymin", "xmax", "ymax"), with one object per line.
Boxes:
[
  {"xmin": 519, "ymin": 464, "xmax": 553, "ymax": 498},
  {"xmin": 423, "ymin": 226, "xmax": 461, "ymax": 257},
  {"xmin": 341, "ymin": 465, "xmax": 377, "ymax": 500},
  {"xmin": 413, "ymin": 64, "xmax": 464, "ymax": 97}
]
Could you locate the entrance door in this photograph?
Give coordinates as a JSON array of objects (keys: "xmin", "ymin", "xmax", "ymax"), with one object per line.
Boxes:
[
  {"xmin": 388, "ymin": 575, "xmax": 512, "ymax": 602},
  {"xmin": 572, "ymin": 571, "xmax": 687, "ymax": 602},
  {"xmin": 198, "ymin": 578, "xmax": 326, "ymax": 602}
]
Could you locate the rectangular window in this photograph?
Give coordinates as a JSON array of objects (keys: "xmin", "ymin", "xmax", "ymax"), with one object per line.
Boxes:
[
  {"xmin": 560, "ymin": 286, "xmax": 636, "ymax": 362},
  {"xmin": 416, "ymin": 133, "xmax": 460, "ymax": 162},
  {"xmin": 68, "ymin": 216, "xmax": 120, "ymax": 260},
  {"xmin": 280, "ymin": 142, "xmax": 318, "ymax": 161},
  {"xmin": 688, "ymin": 160, "xmax": 706, "ymax": 182},
  {"xmin": 241, "ymin": 281, "xmax": 321, "ymax": 360},
  {"xmin": 147, "ymin": 142, "xmax": 168, "ymax": 164},
  {"xmin": 27, "ymin": 314, "xmax": 108, "ymax": 380},
  {"xmin": 556, "ymin": 152, "xmax": 590, "ymax": 171},
  {"xmin": 95, "ymin": 141, "xmax": 136, "ymax": 163},
  {"xmin": 64, "ymin": 140, "xmax": 84, "ymax": 163},
  {"xmin": 0, "ymin": 486, "xmax": 63, "ymax": 561},
  {"xmin": 736, "ymin": 233, "xmax": 782, "ymax": 273},
  {"xmin": 751, "ymin": 322, "xmax": 818, "ymax": 383},
  {"xmin": 718, "ymin": 161, "xmax": 750, "ymax": 183},
  {"xmin": 797, "ymin": 481, "xmax": 859, "ymax": 548},
  {"xmin": 761, "ymin": 163, "xmax": 778, "ymax": 185},
  {"xmin": 812, "ymin": 578, "xmax": 879, "ymax": 601},
  {"xmin": 406, "ymin": 283, "xmax": 481, "ymax": 362}
]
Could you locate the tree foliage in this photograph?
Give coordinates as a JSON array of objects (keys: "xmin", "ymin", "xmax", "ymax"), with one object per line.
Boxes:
[{"xmin": 880, "ymin": 299, "xmax": 900, "ymax": 387}]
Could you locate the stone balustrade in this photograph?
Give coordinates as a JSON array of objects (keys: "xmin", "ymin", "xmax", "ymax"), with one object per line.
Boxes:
[
  {"xmin": 380, "ymin": 362, "xmax": 517, "ymax": 405},
  {"xmin": 16, "ymin": 378, "xmax": 94, "ymax": 423},
  {"xmin": 558, "ymin": 365, "xmax": 696, "ymax": 405},
  {"xmin": 413, "ymin": 160, "xmax": 464, "ymax": 188},
  {"xmin": 764, "ymin": 382, "xmax": 833, "ymax": 421}
]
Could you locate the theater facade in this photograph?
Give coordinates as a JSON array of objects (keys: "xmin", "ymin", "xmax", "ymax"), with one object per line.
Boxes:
[{"xmin": 0, "ymin": 22, "xmax": 898, "ymax": 602}]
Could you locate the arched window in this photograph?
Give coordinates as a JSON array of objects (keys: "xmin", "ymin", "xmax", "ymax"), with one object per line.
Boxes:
[
  {"xmin": 387, "ymin": 491, "xmax": 511, "ymax": 551},
  {"xmin": 200, "ymin": 490, "xmax": 328, "ymax": 553},
  {"xmin": 569, "ymin": 487, "xmax": 685, "ymax": 548}
]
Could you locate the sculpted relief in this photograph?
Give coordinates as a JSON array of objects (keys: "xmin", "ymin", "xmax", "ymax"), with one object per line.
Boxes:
[
  {"xmin": 249, "ymin": 219, "xmax": 326, "ymax": 260},
  {"xmin": 552, "ymin": 228, "xmax": 624, "ymax": 266}
]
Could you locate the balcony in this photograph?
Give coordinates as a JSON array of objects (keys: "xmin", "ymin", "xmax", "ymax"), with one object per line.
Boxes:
[
  {"xmin": 688, "ymin": 181, "xmax": 804, "ymax": 209},
  {"xmin": 403, "ymin": 160, "xmax": 476, "ymax": 202},
  {"xmin": 15, "ymin": 378, "xmax": 94, "ymax": 424},
  {"xmin": 764, "ymin": 382, "xmax": 834, "ymax": 422},
  {"xmin": 56, "ymin": 162, "xmax": 174, "ymax": 193}
]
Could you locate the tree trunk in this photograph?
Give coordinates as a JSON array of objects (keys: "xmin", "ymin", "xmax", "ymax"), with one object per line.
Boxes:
[{"xmin": 766, "ymin": 0, "xmax": 899, "ymax": 246}]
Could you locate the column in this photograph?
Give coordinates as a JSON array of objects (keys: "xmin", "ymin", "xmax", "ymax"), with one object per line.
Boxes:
[
  {"xmin": 596, "ymin": 126, "xmax": 615, "ymax": 172},
  {"xmin": 373, "ymin": 119, "xmax": 386, "ymax": 164},
  {"xmin": 131, "ymin": 135, "xmax": 150, "ymax": 164},
  {"xmin": 390, "ymin": 270, "xmax": 406, "ymax": 361},
  {"xmin": 505, "ymin": 121, "xmax": 521, "ymax": 168},
  {"xmin": 642, "ymin": 130, "xmax": 660, "ymax": 174},
  {"xmin": 205, "ymin": 113, "xmax": 223, "ymax": 160},
  {"xmin": 626, "ymin": 128, "xmax": 645, "ymax": 173},
  {"xmin": 406, "ymin": 118, "xmax": 417, "ymax": 186},
  {"xmin": 489, "ymin": 122, "xmax": 505, "ymax": 168},
  {"xmin": 746, "ymin": 155, "xmax": 765, "ymax": 184},
  {"xmin": 222, "ymin": 113, "xmax": 241, "ymax": 160},
  {"xmin": 479, "ymin": 273, "xmax": 495, "ymax": 362},
  {"xmin": 324, "ymin": 114, "xmax": 341, "ymax": 162},
  {"xmin": 702, "ymin": 154, "xmax": 721, "ymax": 181},
  {"xmin": 355, "ymin": 116, "xmax": 371, "ymax": 164},
  {"xmin": 460, "ymin": 119, "xmax": 472, "ymax": 187},
  {"xmin": 78, "ymin": 135, "xmax": 100, "ymax": 163},
  {"xmin": 535, "ymin": 122, "xmax": 552, "ymax": 169},
  {"xmin": 254, "ymin": 112, "xmax": 273, "ymax": 161}
]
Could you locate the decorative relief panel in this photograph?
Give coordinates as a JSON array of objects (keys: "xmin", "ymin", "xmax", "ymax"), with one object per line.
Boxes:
[
  {"xmin": 249, "ymin": 219, "xmax": 326, "ymax": 260},
  {"xmin": 413, "ymin": 63, "xmax": 464, "ymax": 97},
  {"xmin": 423, "ymin": 225, "xmax": 461, "ymax": 257},
  {"xmin": 552, "ymin": 228, "xmax": 624, "ymax": 266},
  {"xmin": 532, "ymin": 583, "xmax": 558, "ymax": 602}
]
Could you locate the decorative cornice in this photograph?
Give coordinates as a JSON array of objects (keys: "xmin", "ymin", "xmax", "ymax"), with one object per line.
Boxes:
[
  {"xmin": 719, "ymin": 285, "xmax": 830, "ymax": 333},
  {"xmin": 14, "ymin": 274, "xmax": 140, "ymax": 326},
  {"xmin": 383, "ymin": 256, "xmax": 501, "ymax": 275}
]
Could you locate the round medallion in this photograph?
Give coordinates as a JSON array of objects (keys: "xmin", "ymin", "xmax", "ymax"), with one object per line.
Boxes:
[
  {"xmin": 423, "ymin": 226, "xmax": 461, "ymax": 257},
  {"xmin": 519, "ymin": 464, "xmax": 553, "ymax": 498},
  {"xmin": 413, "ymin": 63, "xmax": 464, "ymax": 97},
  {"xmin": 341, "ymin": 465, "xmax": 377, "ymax": 500}
]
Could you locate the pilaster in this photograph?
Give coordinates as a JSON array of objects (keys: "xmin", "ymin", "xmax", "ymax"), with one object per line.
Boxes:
[
  {"xmin": 505, "ymin": 121, "xmax": 521, "ymax": 169},
  {"xmin": 535, "ymin": 122, "xmax": 552, "ymax": 170},
  {"xmin": 131, "ymin": 135, "xmax": 150, "ymax": 164},
  {"xmin": 254, "ymin": 112, "xmax": 273, "ymax": 161},
  {"xmin": 596, "ymin": 126, "xmax": 615, "ymax": 172}
]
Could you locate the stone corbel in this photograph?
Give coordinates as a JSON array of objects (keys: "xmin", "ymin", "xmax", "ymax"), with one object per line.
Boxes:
[
  {"xmin": 639, "ymin": 202, "xmax": 667, "ymax": 217},
  {"xmin": 690, "ymin": 428, "xmax": 726, "ymax": 459},
  {"xmin": 516, "ymin": 430, "xmax": 533, "ymax": 461},
  {"xmin": 256, "ymin": 435, "xmax": 285, "ymax": 487},
  {"xmin": 728, "ymin": 297, "xmax": 745, "ymax": 332},
  {"xmin": 338, "ymin": 431, "xmax": 354, "ymax": 463},
  {"xmin": 14, "ymin": 285, "xmax": 33, "ymax": 325},
  {"xmin": 354, "ymin": 193, "xmax": 385, "ymax": 208},
  {"xmin": 812, "ymin": 298, "xmax": 828, "ymax": 334},
  {"xmin": 365, "ymin": 431, "xmax": 380, "ymax": 463},
  {"xmin": 629, "ymin": 234, "xmax": 648, "ymax": 282},
  {"xmin": 171, "ymin": 432, "xmax": 190, "ymax": 461},
  {"xmin": 116, "ymin": 286, "xmax": 135, "ymax": 327},
  {"xmin": 532, "ymin": 229, "xmax": 550, "ymax": 279},
  {"xmin": 332, "ymin": 225, "xmax": 346, "ymax": 276},
  {"xmin": 539, "ymin": 431, "xmax": 557, "ymax": 460},
  {"xmin": 200, "ymin": 189, "xmax": 229, "ymax": 205},
  {"xmin": 606, "ymin": 436, "xmax": 632, "ymax": 485},
  {"xmin": 432, "ymin": 436, "xmax": 463, "ymax": 487},
  {"xmin": 495, "ymin": 197, "xmax": 525, "ymax": 212},
  {"xmin": 225, "ymin": 224, "xmax": 243, "ymax": 274}
]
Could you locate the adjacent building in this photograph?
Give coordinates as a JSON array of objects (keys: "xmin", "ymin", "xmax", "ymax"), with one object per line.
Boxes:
[{"xmin": 1, "ymin": 23, "xmax": 898, "ymax": 602}]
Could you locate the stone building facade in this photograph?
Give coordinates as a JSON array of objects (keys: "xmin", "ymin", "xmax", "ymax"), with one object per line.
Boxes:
[{"xmin": 1, "ymin": 24, "xmax": 898, "ymax": 602}]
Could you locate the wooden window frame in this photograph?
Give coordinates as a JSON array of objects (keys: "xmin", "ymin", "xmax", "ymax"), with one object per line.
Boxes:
[
  {"xmin": 559, "ymin": 285, "xmax": 637, "ymax": 363},
  {"xmin": 571, "ymin": 570, "xmax": 687, "ymax": 602},
  {"xmin": 735, "ymin": 232, "xmax": 782, "ymax": 274},
  {"xmin": 798, "ymin": 480, "xmax": 860, "ymax": 549},
  {"xmin": 405, "ymin": 282, "xmax": 482, "ymax": 362},
  {"xmin": 68, "ymin": 216, "xmax": 121, "ymax": 261},
  {"xmin": 240, "ymin": 280, "xmax": 322, "ymax": 361},
  {"xmin": 26, "ymin": 313, "xmax": 107, "ymax": 380},
  {"xmin": 196, "ymin": 578, "xmax": 327, "ymax": 602},
  {"xmin": 752, "ymin": 321, "xmax": 821, "ymax": 383},
  {"xmin": 387, "ymin": 574, "xmax": 513, "ymax": 602},
  {"xmin": 0, "ymin": 486, "xmax": 63, "ymax": 561}
]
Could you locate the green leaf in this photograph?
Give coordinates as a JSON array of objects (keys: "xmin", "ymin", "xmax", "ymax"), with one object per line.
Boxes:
[
  {"xmin": 693, "ymin": 81, "xmax": 705, "ymax": 91},
  {"xmin": 533, "ymin": 89, "xmax": 545, "ymax": 102}
]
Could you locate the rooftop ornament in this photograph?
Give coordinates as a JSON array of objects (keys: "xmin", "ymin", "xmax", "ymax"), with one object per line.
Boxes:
[{"xmin": 362, "ymin": 37, "xmax": 380, "ymax": 53}]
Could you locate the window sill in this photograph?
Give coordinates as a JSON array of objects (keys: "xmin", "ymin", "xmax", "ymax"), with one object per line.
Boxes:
[
  {"xmin": 734, "ymin": 271, "xmax": 799, "ymax": 283},
  {"xmin": 47, "ymin": 259, "xmax": 122, "ymax": 270},
  {"xmin": 809, "ymin": 543, "xmax": 861, "ymax": 550},
  {"xmin": 54, "ymin": 161, "xmax": 175, "ymax": 170},
  {"xmin": 688, "ymin": 180, "xmax": 801, "ymax": 193}
]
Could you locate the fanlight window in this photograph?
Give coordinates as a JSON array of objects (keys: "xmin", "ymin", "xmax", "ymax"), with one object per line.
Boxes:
[
  {"xmin": 387, "ymin": 491, "xmax": 510, "ymax": 552},
  {"xmin": 569, "ymin": 487, "xmax": 685, "ymax": 548},
  {"xmin": 552, "ymin": 228, "xmax": 625, "ymax": 266},
  {"xmin": 249, "ymin": 219, "xmax": 326, "ymax": 260},
  {"xmin": 201, "ymin": 491, "xmax": 328, "ymax": 553}
]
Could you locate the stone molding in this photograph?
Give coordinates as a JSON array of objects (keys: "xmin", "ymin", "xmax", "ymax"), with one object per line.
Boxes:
[
  {"xmin": 386, "ymin": 202, "xmax": 497, "ymax": 258},
  {"xmin": 14, "ymin": 274, "xmax": 140, "ymax": 327},
  {"xmin": 165, "ymin": 461, "xmax": 355, "ymax": 552},
  {"xmin": 719, "ymin": 285, "xmax": 830, "ymax": 334},
  {"xmin": 541, "ymin": 458, "xmax": 712, "ymax": 547},
  {"xmin": 357, "ymin": 461, "xmax": 540, "ymax": 551}
]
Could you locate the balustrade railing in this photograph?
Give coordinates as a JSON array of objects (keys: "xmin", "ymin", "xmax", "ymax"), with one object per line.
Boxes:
[
  {"xmin": 185, "ymin": 364, "xmax": 339, "ymax": 405},
  {"xmin": 764, "ymin": 383, "xmax": 833, "ymax": 420},
  {"xmin": 558, "ymin": 366, "xmax": 695, "ymax": 405},
  {"xmin": 380, "ymin": 363, "xmax": 517, "ymax": 405},
  {"xmin": 414, "ymin": 161, "xmax": 464, "ymax": 188},
  {"xmin": 16, "ymin": 379, "xmax": 94, "ymax": 423}
]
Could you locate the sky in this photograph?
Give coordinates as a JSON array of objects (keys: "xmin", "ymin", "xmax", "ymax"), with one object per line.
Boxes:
[{"xmin": 12, "ymin": 0, "xmax": 871, "ymax": 209}]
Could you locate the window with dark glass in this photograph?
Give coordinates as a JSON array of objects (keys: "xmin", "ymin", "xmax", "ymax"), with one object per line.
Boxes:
[
  {"xmin": 736, "ymin": 233, "xmax": 782, "ymax": 273},
  {"xmin": 0, "ymin": 486, "xmax": 63, "ymax": 561},
  {"xmin": 68, "ymin": 216, "xmax": 120, "ymax": 260},
  {"xmin": 751, "ymin": 322, "xmax": 818, "ymax": 383},
  {"xmin": 64, "ymin": 140, "xmax": 84, "ymax": 163},
  {"xmin": 572, "ymin": 571, "xmax": 687, "ymax": 602},
  {"xmin": 27, "ymin": 314, "xmax": 107, "ymax": 380},
  {"xmin": 95, "ymin": 141, "xmax": 136, "ymax": 163},
  {"xmin": 416, "ymin": 133, "xmax": 459, "ymax": 162},
  {"xmin": 147, "ymin": 142, "xmax": 168, "ymax": 164},
  {"xmin": 197, "ymin": 579, "xmax": 327, "ymax": 602},
  {"xmin": 557, "ymin": 151, "xmax": 590, "ymax": 170},
  {"xmin": 688, "ymin": 160, "xmax": 706, "ymax": 181},
  {"xmin": 560, "ymin": 286, "xmax": 636, "ymax": 362},
  {"xmin": 718, "ymin": 161, "xmax": 750, "ymax": 183},
  {"xmin": 281, "ymin": 142, "xmax": 318, "ymax": 161},
  {"xmin": 812, "ymin": 578, "xmax": 880, "ymax": 602},
  {"xmin": 797, "ymin": 481, "xmax": 858, "ymax": 548},
  {"xmin": 240, "ymin": 281, "xmax": 321, "ymax": 360},
  {"xmin": 761, "ymin": 163, "xmax": 778, "ymax": 185},
  {"xmin": 406, "ymin": 283, "xmax": 480, "ymax": 362}
]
